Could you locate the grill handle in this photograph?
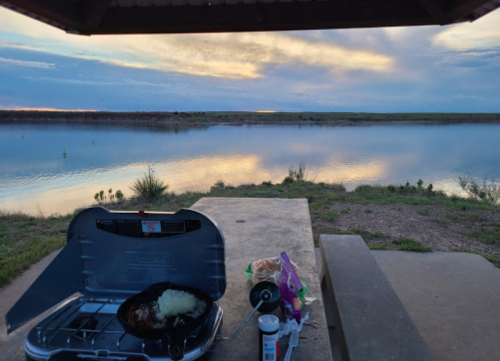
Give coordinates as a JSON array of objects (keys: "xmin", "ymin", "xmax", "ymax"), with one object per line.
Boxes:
[{"xmin": 169, "ymin": 335, "xmax": 185, "ymax": 361}]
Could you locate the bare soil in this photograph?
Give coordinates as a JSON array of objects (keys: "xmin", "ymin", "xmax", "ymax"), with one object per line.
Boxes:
[{"xmin": 318, "ymin": 203, "xmax": 500, "ymax": 256}]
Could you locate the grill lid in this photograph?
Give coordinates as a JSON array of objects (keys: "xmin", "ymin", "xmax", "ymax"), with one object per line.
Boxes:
[{"xmin": 6, "ymin": 207, "xmax": 226, "ymax": 334}]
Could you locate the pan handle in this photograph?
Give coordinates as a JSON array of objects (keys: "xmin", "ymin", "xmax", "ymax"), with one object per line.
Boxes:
[{"xmin": 169, "ymin": 336, "xmax": 185, "ymax": 361}]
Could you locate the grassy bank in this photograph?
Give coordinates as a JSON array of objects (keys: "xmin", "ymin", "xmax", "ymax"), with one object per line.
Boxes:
[
  {"xmin": 2, "ymin": 110, "xmax": 500, "ymax": 125},
  {"xmin": 1, "ymin": 179, "xmax": 500, "ymax": 288}
]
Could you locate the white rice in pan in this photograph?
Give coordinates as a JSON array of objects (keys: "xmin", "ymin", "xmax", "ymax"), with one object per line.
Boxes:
[{"xmin": 153, "ymin": 289, "xmax": 207, "ymax": 322}]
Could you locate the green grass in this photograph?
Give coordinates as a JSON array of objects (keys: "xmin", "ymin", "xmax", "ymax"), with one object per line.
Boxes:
[
  {"xmin": 469, "ymin": 223, "xmax": 500, "ymax": 245},
  {"xmin": 321, "ymin": 211, "xmax": 339, "ymax": 222},
  {"xmin": 0, "ymin": 212, "xmax": 69, "ymax": 288},
  {"xmin": 392, "ymin": 238, "xmax": 433, "ymax": 252},
  {"xmin": 2, "ymin": 177, "xmax": 500, "ymax": 288}
]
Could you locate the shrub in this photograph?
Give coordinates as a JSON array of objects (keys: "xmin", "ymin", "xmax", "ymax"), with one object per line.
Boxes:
[
  {"xmin": 115, "ymin": 189, "xmax": 124, "ymax": 201},
  {"xmin": 355, "ymin": 184, "xmax": 372, "ymax": 192},
  {"xmin": 130, "ymin": 166, "xmax": 169, "ymax": 200},
  {"xmin": 288, "ymin": 162, "xmax": 307, "ymax": 182},
  {"xmin": 211, "ymin": 180, "xmax": 226, "ymax": 191},
  {"xmin": 459, "ymin": 175, "xmax": 500, "ymax": 205}
]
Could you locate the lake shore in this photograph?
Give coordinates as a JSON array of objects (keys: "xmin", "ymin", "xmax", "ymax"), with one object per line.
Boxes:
[
  {"xmin": 1, "ymin": 179, "xmax": 499, "ymax": 290},
  {"xmin": 2, "ymin": 110, "xmax": 500, "ymax": 126}
]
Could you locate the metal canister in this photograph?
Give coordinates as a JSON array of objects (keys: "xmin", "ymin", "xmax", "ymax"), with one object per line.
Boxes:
[{"xmin": 258, "ymin": 314, "xmax": 280, "ymax": 361}]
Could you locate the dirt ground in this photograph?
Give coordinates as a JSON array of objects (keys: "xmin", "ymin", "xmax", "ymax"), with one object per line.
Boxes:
[{"xmin": 316, "ymin": 203, "xmax": 500, "ymax": 257}]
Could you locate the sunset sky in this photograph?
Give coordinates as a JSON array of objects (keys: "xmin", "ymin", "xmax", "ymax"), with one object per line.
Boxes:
[{"xmin": 0, "ymin": 6, "xmax": 499, "ymax": 112}]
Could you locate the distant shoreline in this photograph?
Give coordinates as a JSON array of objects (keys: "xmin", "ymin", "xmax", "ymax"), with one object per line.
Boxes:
[{"xmin": 1, "ymin": 110, "xmax": 500, "ymax": 126}]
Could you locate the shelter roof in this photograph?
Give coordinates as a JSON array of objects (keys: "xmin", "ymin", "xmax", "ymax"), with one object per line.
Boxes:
[{"xmin": 1, "ymin": 0, "xmax": 499, "ymax": 35}]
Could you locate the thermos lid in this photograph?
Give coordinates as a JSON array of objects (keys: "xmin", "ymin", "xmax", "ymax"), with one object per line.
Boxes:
[{"xmin": 258, "ymin": 314, "xmax": 280, "ymax": 333}]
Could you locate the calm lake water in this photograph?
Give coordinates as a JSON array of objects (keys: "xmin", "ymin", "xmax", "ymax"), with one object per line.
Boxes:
[{"xmin": 1, "ymin": 123, "xmax": 500, "ymax": 215}]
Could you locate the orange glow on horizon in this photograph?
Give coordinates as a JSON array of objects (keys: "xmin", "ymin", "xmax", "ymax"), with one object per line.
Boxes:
[
  {"xmin": 255, "ymin": 110, "xmax": 276, "ymax": 113},
  {"xmin": 5, "ymin": 107, "xmax": 96, "ymax": 112}
]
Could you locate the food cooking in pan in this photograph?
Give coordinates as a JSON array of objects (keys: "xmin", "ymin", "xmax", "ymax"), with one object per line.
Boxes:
[{"xmin": 127, "ymin": 289, "xmax": 207, "ymax": 329}]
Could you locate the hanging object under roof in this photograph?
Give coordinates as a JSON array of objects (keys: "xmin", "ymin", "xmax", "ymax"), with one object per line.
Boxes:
[{"xmin": 0, "ymin": 0, "xmax": 499, "ymax": 35}]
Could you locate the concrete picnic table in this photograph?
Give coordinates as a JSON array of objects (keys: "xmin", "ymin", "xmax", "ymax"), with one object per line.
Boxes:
[
  {"xmin": 0, "ymin": 197, "xmax": 332, "ymax": 361},
  {"xmin": 191, "ymin": 197, "xmax": 333, "ymax": 361}
]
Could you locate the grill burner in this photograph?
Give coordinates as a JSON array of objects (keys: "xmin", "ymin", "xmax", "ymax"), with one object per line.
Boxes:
[{"xmin": 68, "ymin": 316, "xmax": 98, "ymax": 339}]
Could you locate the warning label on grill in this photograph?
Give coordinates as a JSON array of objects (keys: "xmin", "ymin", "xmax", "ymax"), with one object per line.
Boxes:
[{"xmin": 141, "ymin": 220, "xmax": 161, "ymax": 233}]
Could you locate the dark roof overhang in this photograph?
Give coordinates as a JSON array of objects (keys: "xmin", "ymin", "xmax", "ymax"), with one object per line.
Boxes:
[{"xmin": 1, "ymin": 0, "xmax": 499, "ymax": 35}]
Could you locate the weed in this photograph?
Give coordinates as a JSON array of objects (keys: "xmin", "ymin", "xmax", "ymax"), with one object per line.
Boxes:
[
  {"xmin": 369, "ymin": 245, "xmax": 390, "ymax": 250},
  {"xmin": 211, "ymin": 180, "xmax": 226, "ymax": 191},
  {"xmin": 459, "ymin": 175, "xmax": 500, "ymax": 205},
  {"xmin": 355, "ymin": 185, "xmax": 373, "ymax": 192},
  {"xmin": 445, "ymin": 212, "xmax": 461, "ymax": 222},
  {"xmin": 321, "ymin": 211, "xmax": 339, "ymax": 222},
  {"xmin": 469, "ymin": 223, "xmax": 500, "ymax": 245},
  {"xmin": 340, "ymin": 208, "xmax": 351, "ymax": 214},
  {"xmin": 365, "ymin": 209, "xmax": 373, "ymax": 214},
  {"xmin": 417, "ymin": 208, "xmax": 430, "ymax": 216},
  {"xmin": 392, "ymin": 238, "xmax": 432, "ymax": 252},
  {"xmin": 287, "ymin": 162, "xmax": 307, "ymax": 182},
  {"xmin": 130, "ymin": 166, "xmax": 169, "ymax": 200}
]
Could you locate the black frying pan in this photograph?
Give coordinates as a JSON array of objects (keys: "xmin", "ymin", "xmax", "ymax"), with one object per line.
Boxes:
[{"xmin": 117, "ymin": 282, "xmax": 213, "ymax": 361}]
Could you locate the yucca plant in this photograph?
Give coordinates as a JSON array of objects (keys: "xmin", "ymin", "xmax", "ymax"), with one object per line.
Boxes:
[{"xmin": 130, "ymin": 166, "xmax": 169, "ymax": 200}]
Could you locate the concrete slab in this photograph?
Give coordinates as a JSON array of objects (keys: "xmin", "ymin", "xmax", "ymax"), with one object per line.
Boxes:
[
  {"xmin": 0, "ymin": 250, "xmax": 61, "ymax": 345},
  {"xmin": 0, "ymin": 250, "xmax": 64, "ymax": 361},
  {"xmin": 372, "ymin": 251, "xmax": 500, "ymax": 361}
]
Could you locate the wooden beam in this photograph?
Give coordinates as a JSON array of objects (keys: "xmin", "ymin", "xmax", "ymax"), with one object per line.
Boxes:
[
  {"xmin": 95, "ymin": 1, "xmax": 435, "ymax": 35},
  {"xmin": 82, "ymin": 0, "xmax": 112, "ymax": 31},
  {"xmin": 0, "ymin": 0, "xmax": 82, "ymax": 32}
]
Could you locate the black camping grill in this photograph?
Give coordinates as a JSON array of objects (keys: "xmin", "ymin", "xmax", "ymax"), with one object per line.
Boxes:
[
  {"xmin": 6, "ymin": 207, "xmax": 226, "ymax": 361},
  {"xmin": 6, "ymin": 207, "xmax": 280, "ymax": 361}
]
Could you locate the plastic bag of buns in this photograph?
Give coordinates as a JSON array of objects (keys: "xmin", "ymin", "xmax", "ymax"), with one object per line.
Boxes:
[
  {"xmin": 245, "ymin": 256, "xmax": 301, "ymax": 285},
  {"xmin": 245, "ymin": 255, "xmax": 313, "ymax": 304}
]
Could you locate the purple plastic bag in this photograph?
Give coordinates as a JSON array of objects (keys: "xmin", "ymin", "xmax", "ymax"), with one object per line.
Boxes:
[{"xmin": 278, "ymin": 252, "xmax": 301, "ymax": 322}]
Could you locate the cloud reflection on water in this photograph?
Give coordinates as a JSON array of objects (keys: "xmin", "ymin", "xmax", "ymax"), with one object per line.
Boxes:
[{"xmin": 1, "ymin": 123, "xmax": 500, "ymax": 215}]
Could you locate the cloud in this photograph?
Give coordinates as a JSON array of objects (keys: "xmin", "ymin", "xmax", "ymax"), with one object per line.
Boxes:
[
  {"xmin": 0, "ymin": 56, "xmax": 55, "ymax": 68},
  {"xmin": 0, "ymin": 7, "xmax": 394, "ymax": 79},
  {"xmin": 0, "ymin": 105, "xmax": 95, "ymax": 111},
  {"xmin": 433, "ymin": 10, "xmax": 500, "ymax": 50}
]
